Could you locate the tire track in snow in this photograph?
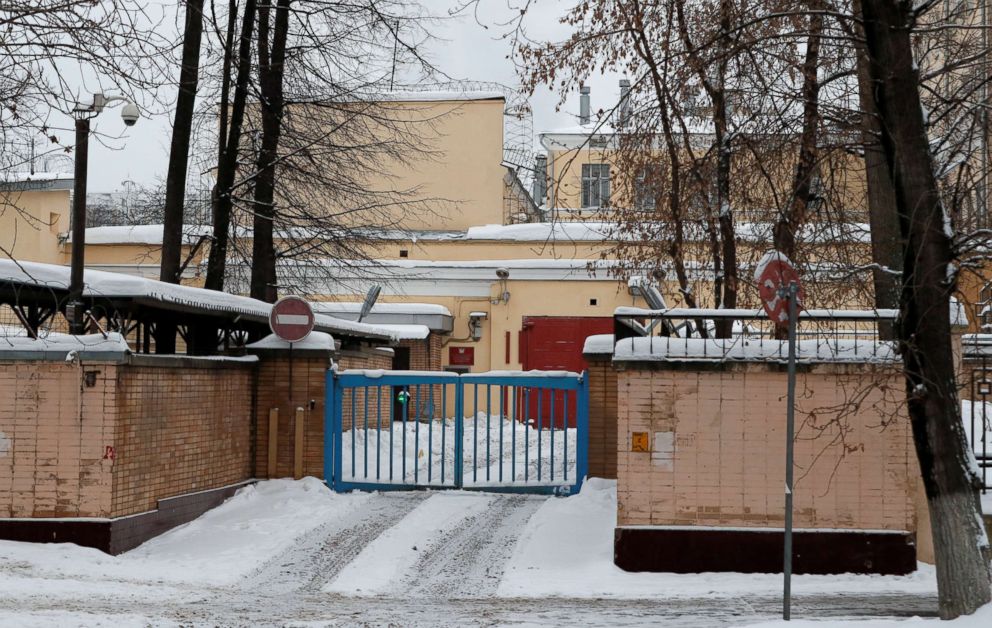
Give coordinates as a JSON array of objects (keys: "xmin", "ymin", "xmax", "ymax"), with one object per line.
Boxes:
[
  {"xmin": 404, "ymin": 494, "xmax": 545, "ymax": 599},
  {"xmin": 243, "ymin": 491, "xmax": 429, "ymax": 594}
]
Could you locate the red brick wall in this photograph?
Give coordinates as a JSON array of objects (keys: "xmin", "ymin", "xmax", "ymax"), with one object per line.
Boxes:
[{"xmin": 585, "ymin": 356, "xmax": 618, "ymax": 479}]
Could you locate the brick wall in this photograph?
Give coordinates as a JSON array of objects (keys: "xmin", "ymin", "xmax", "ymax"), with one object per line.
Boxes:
[
  {"xmin": 0, "ymin": 361, "xmax": 116, "ymax": 517},
  {"xmin": 0, "ymin": 356, "xmax": 254, "ymax": 520},
  {"xmin": 585, "ymin": 356, "xmax": 618, "ymax": 479},
  {"xmin": 615, "ymin": 362, "xmax": 914, "ymax": 532},
  {"xmin": 253, "ymin": 346, "xmax": 393, "ymax": 481},
  {"xmin": 111, "ymin": 358, "xmax": 254, "ymax": 517}
]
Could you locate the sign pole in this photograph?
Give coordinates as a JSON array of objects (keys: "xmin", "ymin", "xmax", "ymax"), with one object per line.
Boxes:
[{"xmin": 782, "ymin": 281, "xmax": 798, "ymax": 621}]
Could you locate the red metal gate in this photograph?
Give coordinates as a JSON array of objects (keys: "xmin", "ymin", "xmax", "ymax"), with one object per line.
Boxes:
[{"xmin": 519, "ymin": 316, "xmax": 613, "ymax": 426}]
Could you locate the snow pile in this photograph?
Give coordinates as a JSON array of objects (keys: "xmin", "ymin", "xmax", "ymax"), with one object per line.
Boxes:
[
  {"xmin": 498, "ymin": 479, "xmax": 937, "ymax": 599},
  {"xmin": 464, "ymin": 222, "xmax": 613, "ymax": 241},
  {"xmin": 583, "ymin": 334, "xmax": 614, "ymax": 354},
  {"xmin": 614, "ymin": 336, "xmax": 899, "ymax": 363},
  {"xmin": 0, "ymin": 478, "xmax": 365, "ymax": 590},
  {"xmin": 0, "ymin": 331, "xmax": 130, "ymax": 354},
  {"xmin": 245, "ymin": 331, "xmax": 336, "ymax": 351},
  {"xmin": 341, "ymin": 413, "xmax": 578, "ymax": 488}
]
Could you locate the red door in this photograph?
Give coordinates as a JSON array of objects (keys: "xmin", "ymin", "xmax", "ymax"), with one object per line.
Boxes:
[{"xmin": 519, "ymin": 316, "xmax": 613, "ymax": 427}]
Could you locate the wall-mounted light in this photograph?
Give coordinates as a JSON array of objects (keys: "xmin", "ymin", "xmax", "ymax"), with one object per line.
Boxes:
[
  {"xmin": 492, "ymin": 268, "xmax": 510, "ymax": 305},
  {"xmin": 468, "ymin": 311, "xmax": 488, "ymax": 341}
]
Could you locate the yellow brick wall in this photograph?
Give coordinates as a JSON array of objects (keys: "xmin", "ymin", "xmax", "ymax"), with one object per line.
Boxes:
[
  {"xmin": 616, "ymin": 363, "xmax": 914, "ymax": 531},
  {"xmin": 0, "ymin": 361, "xmax": 116, "ymax": 517},
  {"xmin": 111, "ymin": 361, "xmax": 253, "ymax": 517}
]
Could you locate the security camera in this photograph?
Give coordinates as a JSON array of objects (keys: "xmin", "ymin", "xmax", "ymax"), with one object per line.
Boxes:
[
  {"xmin": 496, "ymin": 268, "xmax": 510, "ymax": 280},
  {"xmin": 120, "ymin": 102, "xmax": 140, "ymax": 127}
]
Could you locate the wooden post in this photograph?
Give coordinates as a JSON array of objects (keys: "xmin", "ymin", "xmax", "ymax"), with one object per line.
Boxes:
[
  {"xmin": 267, "ymin": 408, "xmax": 278, "ymax": 478},
  {"xmin": 294, "ymin": 406, "xmax": 305, "ymax": 479}
]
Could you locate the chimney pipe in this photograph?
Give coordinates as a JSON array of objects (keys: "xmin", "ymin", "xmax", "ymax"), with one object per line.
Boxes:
[
  {"xmin": 579, "ymin": 86, "xmax": 591, "ymax": 125},
  {"xmin": 619, "ymin": 79, "xmax": 631, "ymax": 127},
  {"xmin": 533, "ymin": 155, "xmax": 548, "ymax": 206}
]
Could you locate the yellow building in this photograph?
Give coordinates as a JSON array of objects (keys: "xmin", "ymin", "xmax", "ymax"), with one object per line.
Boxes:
[{"xmin": 0, "ymin": 172, "xmax": 71, "ymax": 265}]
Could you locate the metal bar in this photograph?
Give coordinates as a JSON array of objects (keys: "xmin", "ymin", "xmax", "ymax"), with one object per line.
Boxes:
[
  {"xmin": 473, "ymin": 384, "xmax": 479, "ymax": 483},
  {"xmin": 377, "ymin": 383, "xmax": 382, "ymax": 480},
  {"xmin": 537, "ymin": 388, "xmax": 543, "ymax": 482},
  {"xmin": 512, "ymin": 386, "xmax": 517, "ymax": 481},
  {"xmin": 415, "ymin": 384, "xmax": 422, "ymax": 484},
  {"xmin": 524, "ymin": 388, "xmax": 530, "ymax": 482},
  {"xmin": 783, "ymin": 282, "xmax": 799, "ymax": 621},
  {"xmin": 402, "ymin": 386, "xmax": 409, "ymax": 483},
  {"xmin": 550, "ymin": 389, "xmax": 556, "ymax": 482},
  {"xmin": 333, "ymin": 376, "xmax": 344, "ymax": 491},
  {"xmin": 428, "ymin": 384, "xmax": 435, "ymax": 484},
  {"xmin": 454, "ymin": 379, "xmax": 465, "ymax": 488},
  {"xmin": 575, "ymin": 371, "xmax": 590, "ymax": 493},
  {"xmin": 324, "ymin": 369, "xmax": 341, "ymax": 490},
  {"xmin": 351, "ymin": 390, "xmax": 357, "ymax": 479},
  {"xmin": 363, "ymin": 387, "xmax": 369, "ymax": 480},
  {"xmin": 442, "ymin": 384, "xmax": 447, "ymax": 485},
  {"xmin": 499, "ymin": 386, "xmax": 505, "ymax": 482},
  {"xmin": 486, "ymin": 384, "xmax": 492, "ymax": 482},
  {"xmin": 563, "ymin": 390, "xmax": 569, "ymax": 482}
]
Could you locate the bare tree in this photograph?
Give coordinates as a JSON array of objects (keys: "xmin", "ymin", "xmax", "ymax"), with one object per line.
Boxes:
[
  {"xmin": 161, "ymin": 0, "xmax": 206, "ymax": 286},
  {"xmin": 858, "ymin": 0, "xmax": 992, "ymax": 618}
]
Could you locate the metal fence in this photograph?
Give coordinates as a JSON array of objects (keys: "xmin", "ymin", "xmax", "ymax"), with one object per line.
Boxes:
[
  {"xmin": 325, "ymin": 370, "xmax": 589, "ymax": 495},
  {"xmin": 962, "ymin": 335, "xmax": 992, "ymax": 492}
]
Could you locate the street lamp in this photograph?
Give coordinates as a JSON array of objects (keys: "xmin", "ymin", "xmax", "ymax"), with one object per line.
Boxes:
[{"xmin": 67, "ymin": 93, "xmax": 140, "ymax": 334}]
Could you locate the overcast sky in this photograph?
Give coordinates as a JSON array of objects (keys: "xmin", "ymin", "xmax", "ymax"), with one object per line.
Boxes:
[{"xmin": 66, "ymin": 0, "xmax": 623, "ymax": 193}]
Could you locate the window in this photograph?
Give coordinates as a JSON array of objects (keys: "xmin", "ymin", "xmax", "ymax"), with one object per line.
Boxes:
[
  {"xmin": 399, "ymin": 249, "xmax": 409, "ymax": 258},
  {"xmin": 634, "ymin": 168, "xmax": 659, "ymax": 211},
  {"xmin": 581, "ymin": 163, "xmax": 611, "ymax": 209}
]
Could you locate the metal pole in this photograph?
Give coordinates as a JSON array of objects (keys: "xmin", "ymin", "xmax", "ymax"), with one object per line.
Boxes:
[
  {"xmin": 68, "ymin": 116, "xmax": 90, "ymax": 334},
  {"xmin": 783, "ymin": 281, "xmax": 798, "ymax": 621}
]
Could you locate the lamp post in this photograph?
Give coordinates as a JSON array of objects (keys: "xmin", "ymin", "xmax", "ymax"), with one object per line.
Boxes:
[{"xmin": 67, "ymin": 93, "xmax": 140, "ymax": 334}]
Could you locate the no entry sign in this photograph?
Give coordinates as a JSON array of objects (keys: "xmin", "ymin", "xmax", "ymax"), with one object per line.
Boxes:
[
  {"xmin": 755, "ymin": 251, "xmax": 804, "ymax": 327},
  {"xmin": 269, "ymin": 295, "xmax": 315, "ymax": 343}
]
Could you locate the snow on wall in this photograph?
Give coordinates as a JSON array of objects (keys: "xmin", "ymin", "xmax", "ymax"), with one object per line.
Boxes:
[
  {"xmin": 582, "ymin": 334, "xmax": 615, "ymax": 355},
  {"xmin": 613, "ymin": 336, "xmax": 899, "ymax": 364},
  {"xmin": 0, "ymin": 331, "xmax": 130, "ymax": 354},
  {"xmin": 245, "ymin": 332, "xmax": 335, "ymax": 351},
  {"xmin": 80, "ymin": 225, "xmax": 212, "ymax": 245},
  {"xmin": 312, "ymin": 302, "xmax": 451, "ymax": 316}
]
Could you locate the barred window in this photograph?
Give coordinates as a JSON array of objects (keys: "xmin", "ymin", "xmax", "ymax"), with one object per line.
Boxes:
[{"xmin": 581, "ymin": 163, "xmax": 611, "ymax": 209}]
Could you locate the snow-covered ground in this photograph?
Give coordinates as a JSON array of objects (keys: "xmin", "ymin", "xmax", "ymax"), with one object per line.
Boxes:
[
  {"xmin": 340, "ymin": 414, "xmax": 578, "ymax": 488},
  {"xmin": 0, "ymin": 477, "xmax": 961, "ymax": 627}
]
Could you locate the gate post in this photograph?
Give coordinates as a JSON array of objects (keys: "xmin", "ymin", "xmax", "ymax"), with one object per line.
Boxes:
[
  {"xmin": 454, "ymin": 376, "xmax": 465, "ymax": 488},
  {"xmin": 574, "ymin": 370, "xmax": 590, "ymax": 494},
  {"xmin": 323, "ymin": 369, "xmax": 336, "ymax": 488}
]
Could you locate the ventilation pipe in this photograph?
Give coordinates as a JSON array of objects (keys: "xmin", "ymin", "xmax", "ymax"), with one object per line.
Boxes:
[
  {"xmin": 579, "ymin": 86, "xmax": 591, "ymax": 125},
  {"xmin": 619, "ymin": 79, "xmax": 631, "ymax": 127},
  {"xmin": 533, "ymin": 155, "xmax": 548, "ymax": 206}
]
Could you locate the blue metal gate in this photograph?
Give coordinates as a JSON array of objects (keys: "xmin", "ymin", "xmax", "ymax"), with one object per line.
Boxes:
[{"xmin": 325, "ymin": 370, "xmax": 589, "ymax": 495}]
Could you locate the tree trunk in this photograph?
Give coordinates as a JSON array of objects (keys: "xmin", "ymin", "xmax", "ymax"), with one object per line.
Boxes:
[
  {"xmin": 204, "ymin": 0, "xmax": 257, "ymax": 292},
  {"xmin": 852, "ymin": 0, "xmax": 902, "ymax": 340},
  {"xmin": 860, "ymin": 0, "xmax": 992, "ymax": 618},
  {"xmin": 772, "ymin": 7, "xmax": 822, "ymax": 261},
  {"xmin": 157, "ymin": 0, "xmax": 204, "ymax": 354},
  {"xmin": 249, "ymin": 0, "xmax": 291, "ymax": 303},
  {"xmin": 161, "ymin": 0, "xmax": 204, "ymax": 285}
]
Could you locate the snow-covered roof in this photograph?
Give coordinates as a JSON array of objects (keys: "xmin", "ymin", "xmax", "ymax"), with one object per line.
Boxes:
[
  {"xmin": 0, "ymin": 171, "xmax": 73, "ymax": 183},
  {"xmin": 613, "ymin": 336, "xmax": 899, "ymax": 364},
  {"xmin": 583, "ymin": 334, "xmax": 615, "ymax": 355},
  {"xmin": 80, "ymin": 225, "xmax": 212, "ymax": 245},
  {"xmin": 374, "ymin": 90, "xmax": 505, "ymax": 103},
  {"xmin": 374, "ymin": 324, "xmax": 431, "ymax": 340},
  {"xmin": 313, "ymin": 302, "xmax": 451, "ymax": 316},
  {"xmin": 245, "ymin": 331, "xmax": 336, "ymax": 351},
  {"xmin": 0, "ymin": 259, "xmax": 395, "ymax": 341},
  {"xmin": 0, "ymin": 331, "xmax": 130, "ymax": 354}
]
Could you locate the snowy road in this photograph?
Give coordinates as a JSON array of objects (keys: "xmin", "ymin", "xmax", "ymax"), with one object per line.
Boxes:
[{"xmin": 0, "ymin": 480, "xmax": 943, "ymax": 627}]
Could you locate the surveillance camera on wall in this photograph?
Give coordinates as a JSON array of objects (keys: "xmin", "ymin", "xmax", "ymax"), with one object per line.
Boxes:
[
  {"xmin": 496, "ymin": 268, "xmax": 510, "ymax": 280},
  {"xmin": 120, "ymin": 102, "xmax": 140, "ymax": 127}
]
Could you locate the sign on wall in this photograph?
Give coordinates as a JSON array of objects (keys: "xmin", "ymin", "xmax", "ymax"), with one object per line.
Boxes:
[{"xmin": 449, "ymin": 346, "xmax": 474, "ymax": 366}]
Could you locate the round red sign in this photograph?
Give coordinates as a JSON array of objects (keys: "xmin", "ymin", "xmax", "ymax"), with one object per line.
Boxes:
[
  {"xmin": 756, "ymin": 253, "xmax": 804, "ymax": 327},
  {"xmin": 269, "ymin": 295, "xmax": 315, "ymax": 343}
]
